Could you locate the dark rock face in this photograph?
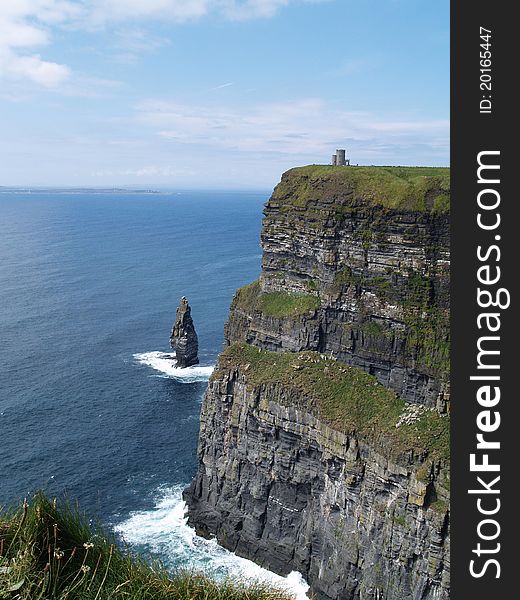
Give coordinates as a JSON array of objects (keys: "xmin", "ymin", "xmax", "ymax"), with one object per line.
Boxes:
[
  {"xmin": 170, "ymin": 297, "xmax": 199, "ymax": 368},
  {"xmin": 225, "ymin": 177, "xmax": 450, "ymax": 412},
  {"xmin": 185, "ymin": 167, "xmax": 451, "ymax": 599},
  {"xmin": 184, "ymin": 366, "xmax": 450, "ymax": 600}
]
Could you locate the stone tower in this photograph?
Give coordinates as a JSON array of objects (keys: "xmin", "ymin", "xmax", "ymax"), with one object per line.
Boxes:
[{"xmin": 331, "ymin": 149, "xmax": 349, "ymax": 166}]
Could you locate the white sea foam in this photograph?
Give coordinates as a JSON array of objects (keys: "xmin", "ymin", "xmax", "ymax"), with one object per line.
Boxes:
[
  {"xmin": 114, "ymin": 486, "xmax": 309, "ymax": 599},
  {"xmin": 133, "ymin": 351, "xmax": 214, "ymax": 382}
]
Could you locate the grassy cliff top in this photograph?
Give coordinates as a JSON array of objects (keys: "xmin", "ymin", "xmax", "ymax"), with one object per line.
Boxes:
[
  {"xmin": 271, "ymin": 165, "xmax": 450, "ymax": 213},
  {"xmin": 0, "ymin": 494, "xmax": 292, "ymax": 600},
  {"xmin": 219, "ymin": 343, "xmax": 449, "ymax": 463}
]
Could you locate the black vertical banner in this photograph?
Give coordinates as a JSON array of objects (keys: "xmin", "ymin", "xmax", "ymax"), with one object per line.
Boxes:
[{"xmin": 451, "ymin": 2, "xmax": 514, "ymax": 599}]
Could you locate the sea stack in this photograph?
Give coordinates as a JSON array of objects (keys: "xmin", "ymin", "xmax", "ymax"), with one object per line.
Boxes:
[{"xmin": 170, "ymin": 297, "xmax": 199, "ymax": 368}]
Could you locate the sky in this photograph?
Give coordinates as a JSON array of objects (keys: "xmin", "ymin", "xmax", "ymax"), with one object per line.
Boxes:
[{"xmin": 0, "ymin": 0, "xmax": 449, "ymax": 189}]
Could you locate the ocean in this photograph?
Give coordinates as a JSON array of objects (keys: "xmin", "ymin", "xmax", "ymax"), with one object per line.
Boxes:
[{"xmin": 0, "ymin": 190, "xmax": 309, "ymax": 598}]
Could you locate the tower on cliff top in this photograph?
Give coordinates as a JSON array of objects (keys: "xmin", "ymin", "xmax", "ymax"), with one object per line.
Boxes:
[{"xmin": 331, "ymin": 149, "xmax": 350, "ymax": 166}]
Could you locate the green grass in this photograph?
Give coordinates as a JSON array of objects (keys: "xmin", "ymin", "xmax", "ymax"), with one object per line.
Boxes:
[
  {"xmin": 333, "ymin": 267, "xmax": 366, "ymax": 289},
  {"xmin": 359, "ymin": 320, "xmax": 392, "ymax": 338},
  {"xmin": 433, "ymin": 194, "xmax": 450, "ymax": 213},
  {"xmin": 0, "ymin": 494, "xmax": 293, "ymax": 600},
  {"xmin": 234, "ymin": 281, "xmax": 319, "ymax": 318},
  {"xmin": 219, "ymin": 343, "xmax": 450, "ymax": 463},
  {"xmin": 429, "ymin": 499, "xmax": 449, "ymax": 514},
  {"xmin": 258, "ymin": 292, "xmax": 319, "ymax": 317},
  {"xmin": 272, "ymin": 165, "xmax": 450, "ymax": 213},
  {"xmin": 393, "ymin": 514, "xmax": 407, "ymax": 527}
]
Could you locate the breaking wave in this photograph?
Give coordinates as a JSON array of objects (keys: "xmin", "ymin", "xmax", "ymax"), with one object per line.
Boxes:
[
  {"xmin": 114, "ymin": 486, "xmax": 309, "ymax": 599},
  {"xmin": 133, "ymin": 351, "xmax": 214, "ymax": 382}
]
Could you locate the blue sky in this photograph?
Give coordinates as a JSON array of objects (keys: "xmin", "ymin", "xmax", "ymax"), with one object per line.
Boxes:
[{"xmin": 0, "ymin": 1, "xmax": 449, "ymax": 188}]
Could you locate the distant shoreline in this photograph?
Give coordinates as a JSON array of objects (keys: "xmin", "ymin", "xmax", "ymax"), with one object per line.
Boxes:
[
  {"xmin": 0, "ymin": 187, "xmax": 271, "ymax": 195},
  {"xmin": 0, "ymin": 187, "xmax": 163, "ymax": 195}
]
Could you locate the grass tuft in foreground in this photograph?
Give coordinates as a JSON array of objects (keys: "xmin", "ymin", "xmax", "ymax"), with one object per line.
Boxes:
[{"xmin": 0, "ymin": 493, "xmax": 293, "ymax": 600}]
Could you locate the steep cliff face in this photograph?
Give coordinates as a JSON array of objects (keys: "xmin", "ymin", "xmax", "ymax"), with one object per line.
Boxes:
[
  {"xmin": 225, "ymin": 166, "xmax": 450, "ymax": 411},
  {"xmin": 185, "ymin": 166, "xmax": 451, "ymax": 600}
]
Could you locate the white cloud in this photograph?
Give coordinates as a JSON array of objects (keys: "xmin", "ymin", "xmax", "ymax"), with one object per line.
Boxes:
[
  {"xmin": 87, "ymin": 0, "xmax": 315, "ymax": 24},
  {"xmin": 219, "ymin": 0, "xmax": 291, "ymax": 20},
  {"xmin": 134, "ymin": 97, "xmax": 449, "ymax": 160},
  {"xmin": 0, "ymin": 1, "xmax": 316, "ymax": 88},
  {"xmin": 1, "ymin": 51, "xmax": 70, "ymax": 87},
  {"xmin": 87, "ymin": 0, "xmax": 210, "ymax": 25},
  {"xmin": 0, "ymin": 1, "xmax": 83, "ymax": 87}
]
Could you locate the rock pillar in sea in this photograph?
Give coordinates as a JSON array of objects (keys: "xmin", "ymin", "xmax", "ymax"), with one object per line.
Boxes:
[{"xmin": 170, "ymin": 297, "xmax": 199, "ymax": 368}]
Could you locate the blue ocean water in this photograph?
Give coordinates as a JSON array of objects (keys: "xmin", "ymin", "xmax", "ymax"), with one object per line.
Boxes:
[{"xmin": 0, "ymin": 190, "xmax": 310, "ymax": 596}]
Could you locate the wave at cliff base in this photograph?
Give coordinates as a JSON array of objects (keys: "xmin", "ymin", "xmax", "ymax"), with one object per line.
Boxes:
[
  {"xmin": 114, "ymin": 486, "xmax": 309, "ymax": 599},
  {"xmin": 133, "ymin": 351, "xmax": 214, "ymax": 382}
]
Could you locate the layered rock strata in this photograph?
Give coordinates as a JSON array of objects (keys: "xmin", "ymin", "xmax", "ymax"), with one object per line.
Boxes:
[
  {"xmin": 225, "ymin": 167, "xmax": 450, "ymax": 412},
  {"xmin": 185, "ymin": 166, "xmax": 451, "ymax": 600},
  {"xmin": 185, "ymin": 345, "xmax": 450, "ymax": 600}
]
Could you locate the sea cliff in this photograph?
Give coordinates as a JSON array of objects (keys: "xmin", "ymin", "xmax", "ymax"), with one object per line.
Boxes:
[{"xmin": 184, "ymin": 166, "xmax": 451, "ymax": 600}]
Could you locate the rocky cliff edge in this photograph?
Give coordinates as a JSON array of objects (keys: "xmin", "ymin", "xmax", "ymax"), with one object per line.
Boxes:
[{"xmin": 185, "ymin": 166, "xmax": 451, "ymax": 600}]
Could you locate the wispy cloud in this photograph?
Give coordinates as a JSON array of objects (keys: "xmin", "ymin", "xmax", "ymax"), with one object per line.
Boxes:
[
  {"xmin": 92, "ymin": 165, "xmax": 196, "ymax": 178},
  {"xmin": 108, "ymin": 28, "xmax": 172, "ymax": 64},
  {"xmin": 218, "ymin": 0, "xmax": 330, "ymax": 21},
  {"xmin": 86, "ymin": 0, "xmax": 210, "ymax": 25},
  {"xmin": 219, "ymin": 0, "xmax": 291, "ymax": 20},
  {"xmin": 331, "ymin": 57, "xmax": 374, "ymax": 77},
  {"xmin": 209, "ymin": 82, "xmax": 235, "ymax": 90},
  {"xmin": 134, "ymin": 97, "xmax": 449, "ymax": 160}
]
